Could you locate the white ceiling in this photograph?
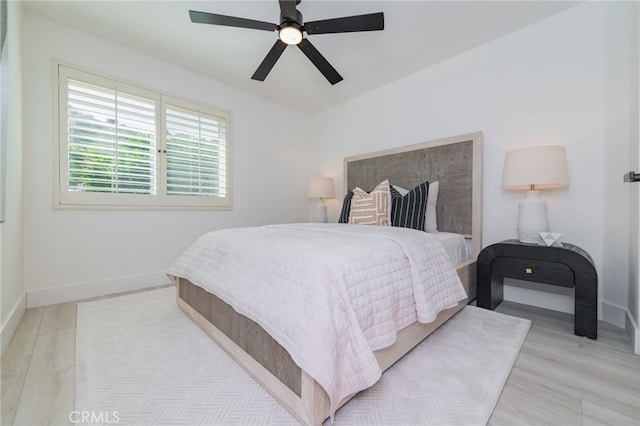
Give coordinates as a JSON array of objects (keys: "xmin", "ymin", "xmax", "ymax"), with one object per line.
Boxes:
[{"xmin": 23, "ymin": 0, "xmax": 580, "ymax": 113}]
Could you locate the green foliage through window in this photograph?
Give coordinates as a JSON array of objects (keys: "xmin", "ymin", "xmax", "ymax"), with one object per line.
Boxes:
[{"xmin": 67, "ymin": 80, "xmax": 156, "ymax": 194}]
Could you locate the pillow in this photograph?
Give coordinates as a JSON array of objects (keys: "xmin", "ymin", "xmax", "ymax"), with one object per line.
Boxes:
[
  {"xmin": 424, "ymin": 181, "xmax": 439, "ymax": 233},
  {"xmin": 348, "ymin": 180, "xmax": 391, "ymax": 226},
  {"xmin": 392, "ymin": 181, "xmax": 439, "ymax": 232},
  {"xmin": 390, "ymin": 181, "xmax": 429, "ymax": 230},
  {"xmin": 338, "ymin": 190, "xmax": 354, "ymax": 223},
  {"xmin": 391, "ymin": 184, "xmax": 409, "ymax": 196}
]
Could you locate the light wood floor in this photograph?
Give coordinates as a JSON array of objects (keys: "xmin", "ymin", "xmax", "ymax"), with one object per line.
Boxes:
[{"xmin": 1, "ymin": 287, "xmax": 639, "ymax": 426}]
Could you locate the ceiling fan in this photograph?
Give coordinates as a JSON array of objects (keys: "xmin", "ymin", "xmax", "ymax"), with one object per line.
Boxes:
[{"xmin": 189, "ymin": 0, "xmax": 384, "ymax": 85}]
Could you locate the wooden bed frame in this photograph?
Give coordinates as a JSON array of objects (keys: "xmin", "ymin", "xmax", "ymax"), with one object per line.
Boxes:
[{"xmin": 176, "ymin": 132, "xmax": 483, "ymax": 424}]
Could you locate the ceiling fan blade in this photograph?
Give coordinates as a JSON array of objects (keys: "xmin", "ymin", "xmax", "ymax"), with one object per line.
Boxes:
[
  {"xmin": 297, "ymin": 38, "xmax": 343, "ymax": 85},
  {"xmin": 252, "ymin": 40, "xmax": 288, "ymax": 81},
  {"xmin": 279, "ymin": 0, "xmax": 298, "ymax": 22},
  {"xmin": 189, "ymin": 10, "xmax": 277, "ymax": 32},
  {"xmin": 304, "ymin": 12, "xmax": 384, "ymax": 35}
]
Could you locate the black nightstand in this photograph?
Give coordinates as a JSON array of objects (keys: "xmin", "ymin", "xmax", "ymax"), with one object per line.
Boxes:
[{"xmin": 477, "ymin": 239, "xmax": 597, "ymax": 339}]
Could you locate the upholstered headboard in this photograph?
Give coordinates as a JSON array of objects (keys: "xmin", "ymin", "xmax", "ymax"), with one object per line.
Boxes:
[{"xmin": 344, "ymin": 132, "xmax": 483, "ymax": 259}]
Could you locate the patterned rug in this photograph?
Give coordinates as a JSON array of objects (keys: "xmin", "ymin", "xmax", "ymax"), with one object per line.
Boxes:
[{"xmin": 76, "ymin": 287, "xmax": 530, "ymax": 425}]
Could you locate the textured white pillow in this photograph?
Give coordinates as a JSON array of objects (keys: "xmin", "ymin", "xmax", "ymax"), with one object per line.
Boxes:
[
  {"xmin": 424, "ymin": 181, "xmax": 439, "ymax": 233},
  {"xmin": 349, "ymin": 180, "xmax": 391, "ymax": 226}
]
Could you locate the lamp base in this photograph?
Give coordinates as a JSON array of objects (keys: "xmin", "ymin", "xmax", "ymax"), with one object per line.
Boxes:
[
  {"xmin": 517, "ymin": 191, "xmax": 548, "ymax": 244},
  {"xmin": 312, "ymin": 201, "xmax": 328, "ymax": 223}
]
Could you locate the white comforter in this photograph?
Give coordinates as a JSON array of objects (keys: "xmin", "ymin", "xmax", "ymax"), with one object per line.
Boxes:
[{"xmin": 167, "ymin": 223, "xmax": 467, "ymax": 416}]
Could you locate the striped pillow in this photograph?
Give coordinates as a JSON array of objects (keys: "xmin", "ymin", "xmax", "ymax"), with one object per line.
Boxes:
[
  {"xmin": 338, "ymin": 190, "xmax": 354, "ymax": 223},
  {"xmin": 390, "ymin": 181, "xmax": 429, "ymax": 230},
  {"xmin": 348, "ymin": 180, "xmax": 391, "ymax": 226}
]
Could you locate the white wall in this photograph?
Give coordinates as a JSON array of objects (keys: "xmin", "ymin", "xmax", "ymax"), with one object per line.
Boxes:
[
  {"xmin": 310, "ymin": 2, "xmax": 634, "ymax": 323},
  {"xmin": 627, "ymin": 1, "xmax": 640, "ymax": 354},
  {"xmin": 22, "ymin": 12, "xmax": 312, "ymax": 307},
  {"xmin": 602, "ymin": 1, "xmax": 638, "ymax": 328},
  {"xmin": 1, "ymin": 1, "xmax": 24, "ymax": 353}
]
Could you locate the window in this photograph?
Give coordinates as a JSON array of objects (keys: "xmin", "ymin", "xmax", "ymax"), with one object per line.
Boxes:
[
  {"xmin": 56, "ymin": 64, "xmax": 231, "ymax": 208},
  {"xmin": 165, "ymin": 100, "xmax": 228, "ymax": 199}
]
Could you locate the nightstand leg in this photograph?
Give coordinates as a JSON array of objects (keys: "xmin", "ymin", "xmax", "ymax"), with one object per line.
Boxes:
[
  {"xmin": 575, "ymin": 276, "xmax": 598, "ymax": 339},
  {"xmin": 477, "ymin": 274, "xmax": 504, "ymax": 310},
  {"xmin": 489, "ymin": 275, "xmax": 504, "ymax": 310},
  {"xmin": 477, "ymin": 245, "xmax": 505, "ymax": 310}
]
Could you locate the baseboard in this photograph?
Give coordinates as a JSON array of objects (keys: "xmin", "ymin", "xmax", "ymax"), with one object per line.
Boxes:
[
  {"xmin": 26, "ymin": 272, "xmax": 172, "ymax": 308},
  {"xmin": 625, "ymin": 310, "xmax": 640, "ymax": 355},
  {"xmin": 601, "ymin": 300, "xmax": 627, "ymax": 329},
  {"xmin": 1, "ymin": 292, "xmax": 26, "ymax": 355}
]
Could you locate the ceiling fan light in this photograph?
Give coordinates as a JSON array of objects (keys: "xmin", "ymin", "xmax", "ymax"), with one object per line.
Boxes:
[{"xmin": 279, "ymin": 26, "xmax": 303, "ymax": 45}]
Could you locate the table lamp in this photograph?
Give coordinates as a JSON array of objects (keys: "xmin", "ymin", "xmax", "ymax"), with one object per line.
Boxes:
[
  {"xmin": 502, "ymin": 145, "xmax": 569, "ymax": 244},
  {"xmin": 308, "ymin": 177, "xmax": 335, "ymax": 223}
]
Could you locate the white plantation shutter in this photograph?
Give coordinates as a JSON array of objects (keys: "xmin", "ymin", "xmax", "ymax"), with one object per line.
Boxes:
[
  {"xmin": 57, "ymin": 64, "xmax": 231, "ymax": 209},
  {"xmin": 165, "ymin": 104, "xmax": 228, "ymax": 198},
  {"xmin": 66, "ymin": 79, "xmax": 157, "ymax": 195}
]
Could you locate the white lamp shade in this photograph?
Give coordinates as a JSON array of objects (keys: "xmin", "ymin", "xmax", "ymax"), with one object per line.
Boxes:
[
  {"xmin": 502, "ymin": 145, "xmax": 569, "ymax": 244},
  {"xmin": 502, "ymin": 145, "xmax": 569, "ymax": 191},
  {"xmin": 308, "ymin": 177, "xmax": 335, "ymax": 200}
]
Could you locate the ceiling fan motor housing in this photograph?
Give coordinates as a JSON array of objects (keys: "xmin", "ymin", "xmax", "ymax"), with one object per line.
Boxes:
[{"xmin": 280, "ymin": 10, "xmax": 303, "ymax": 27}]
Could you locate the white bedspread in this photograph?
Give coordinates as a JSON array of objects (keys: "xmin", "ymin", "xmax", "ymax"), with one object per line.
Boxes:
[{"xmin": 167, "ymin": 223, "xmax": 467, "ymax": 416}]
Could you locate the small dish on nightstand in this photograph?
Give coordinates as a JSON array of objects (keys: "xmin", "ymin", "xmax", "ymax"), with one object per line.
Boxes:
[{"xmin": 538, "ymin": 232, "xmax": 563, "ymax": 247}]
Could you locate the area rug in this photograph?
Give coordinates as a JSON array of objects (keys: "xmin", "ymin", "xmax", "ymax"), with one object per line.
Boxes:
[{"xmin": 76, "ymin": 287, "xmax": 530, "ymax": 425}]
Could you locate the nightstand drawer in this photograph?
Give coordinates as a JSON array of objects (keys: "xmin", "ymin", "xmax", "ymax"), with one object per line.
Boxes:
[{"xmin": 493, "ymin": 257, "xmax": 575, "ymax": 287}]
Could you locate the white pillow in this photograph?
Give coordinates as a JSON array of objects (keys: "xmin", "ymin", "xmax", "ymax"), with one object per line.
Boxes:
[
  {"xmin": 424, "ymin": 181, "xmax": 439, "ymax": 233},
  {"xmin": 391, "ymin": 184, "xmax": 409, "ymax": 196},
  {"xmin": 392, "ymin": 182, "xmax": 439, "ymax": 232}
]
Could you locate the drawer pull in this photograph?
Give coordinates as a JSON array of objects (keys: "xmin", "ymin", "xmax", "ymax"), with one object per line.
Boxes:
[{"xmin": 525, "ymin": 268, "xmax": 533, "ymax": 274}]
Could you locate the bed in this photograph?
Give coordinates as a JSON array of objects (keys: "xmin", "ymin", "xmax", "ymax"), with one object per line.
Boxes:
[{"xmin": 168, "ymin": 131, "xmax": 483, "ymax": 424}]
